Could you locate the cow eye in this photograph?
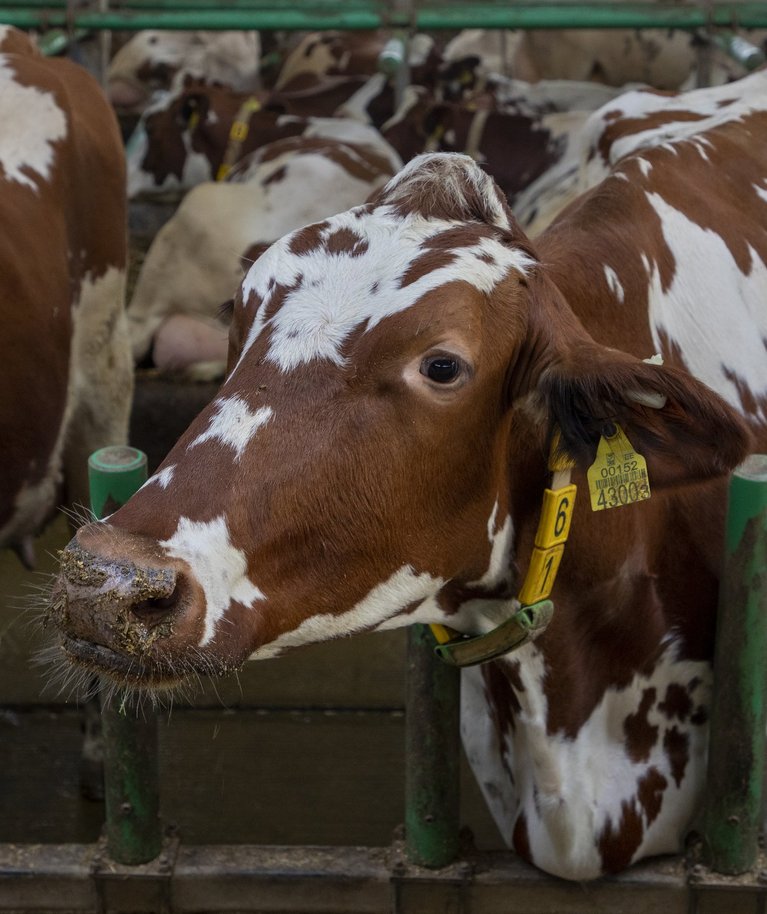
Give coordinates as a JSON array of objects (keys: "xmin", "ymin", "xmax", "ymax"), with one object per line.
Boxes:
[{"xmin": 421, "ymin": 355, "xmax": 462, "ymax": 384}]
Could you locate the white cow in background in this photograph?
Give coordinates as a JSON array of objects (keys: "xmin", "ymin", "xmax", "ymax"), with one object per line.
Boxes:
[
  {"xmin": 107, "ymin": 30, "xmax": 261, "ymax": 111},
  {"xmin": 128, "ymin": 132, "xmax": 401, "ymax": 376}
]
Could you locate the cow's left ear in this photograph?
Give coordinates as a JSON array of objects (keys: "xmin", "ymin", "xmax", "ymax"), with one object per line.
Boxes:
[{"xmin": 537, "ymin": 341, "xmax": 752, "ymax": 488}]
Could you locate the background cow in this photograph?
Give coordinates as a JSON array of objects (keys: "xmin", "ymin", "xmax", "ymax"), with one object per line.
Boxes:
[
  {"xmin": 0, "ymin": 26, "xmax": 132, "ymax": 568},
  {"xmin": 107, "ymin": 29, "xmax": 262, "ymax": 112},
  {"xmin": 50, "ymin": 63, "xmax": 767, "ymax": 881},
  {"xmin": 129, "ymin": 133, "xmax": 401, "ymax": 375},
  {"xmin": 442, "ymin": 26, "xmax": 759, "ymax": 89},
  {"xmin": 126, "ymin": 80, "xmax": 400, "ymax": 198}
]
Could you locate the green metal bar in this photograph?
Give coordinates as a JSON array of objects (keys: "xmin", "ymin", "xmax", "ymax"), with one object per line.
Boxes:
[
  {"xmin": 3, "ymin": 3, "xmax": 767, "ymax": 30},
  {"xmin": 702, "ymin": 454, "xmax": 767, "ymax": 875},
  {"xmin": 405, "ymin": 624, "xmax": 461, "ymax": 868},
  {"xmin": 88, "ymin": 446, "xmax": 162, "ymax": 866}
]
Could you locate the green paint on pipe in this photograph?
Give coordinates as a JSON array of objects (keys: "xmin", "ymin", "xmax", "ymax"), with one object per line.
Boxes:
[
  {"xmin": 405, "ymin": 625, "xmax": 461, "ymax": 868},
  {"xmin": 89, "ymin": 446, "xmax": 162, "ymax": 866},
  {"xmin": 3, "ymin": 2, "xmax": 767, "ymax": 30},
  {"xmin": 702, "ymin": 455, "xmax": 767, "ymax": 875}
]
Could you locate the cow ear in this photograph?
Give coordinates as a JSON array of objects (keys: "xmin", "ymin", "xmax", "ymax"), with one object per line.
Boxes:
[{"xmin": 537, "ymin": 342, "xmax": 752, "ymax": 489}]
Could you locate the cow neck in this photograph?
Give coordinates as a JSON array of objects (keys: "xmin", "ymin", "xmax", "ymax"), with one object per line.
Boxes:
[
  {"xmin": 430, "ymin": 435, "xmax": 576, "ymax": 667},
  {"xmin": 215, "ymin": 96, "xmax": 262, "ymax": 181}
]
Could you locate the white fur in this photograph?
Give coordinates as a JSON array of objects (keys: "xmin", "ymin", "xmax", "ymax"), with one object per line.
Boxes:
[
  {"xmin": 127, "ymin": 138, "xmax": 399, "ymax": 363},
  {"xmin": 0, "ymin": 55, "xmax": 67, "ymax": 191},
  {"xmin": 604, "ymin": 265, "xmax": 625, "ymax": 303},
  {"xmin": 462, "ymin": 640, "xmax": 710, "ymax": 880},
  {"xmin": 646, "ymin": 192, "xmax": 767, "ymax": 419},
  {"xmin": 141, "ymin": 465, "xmax": 176, "ymax": 490},
  {"xmin": 188, "ymin": 396, "xmax": 273, "ymax": 461},
  {"xmin": 160, "ymin": 515, "xmax": 266, "ymax": 645},
  {"xmin": 238, "ymin": 205, "xmax": 533, "ymax": 374},
  {"xmin": 250, "ymin": 564, "xmax": 444, "ymax": 659}
]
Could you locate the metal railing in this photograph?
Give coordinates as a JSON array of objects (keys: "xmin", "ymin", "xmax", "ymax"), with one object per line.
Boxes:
[{"xmin": 1, "ymin": 1, "xmax": 767, "ymax": 30}]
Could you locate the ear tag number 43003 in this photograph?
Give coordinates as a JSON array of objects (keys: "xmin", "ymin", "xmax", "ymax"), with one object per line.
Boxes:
[{"xmin": 587, "ymin": 424, "xmax": 651, "ymax": 512}]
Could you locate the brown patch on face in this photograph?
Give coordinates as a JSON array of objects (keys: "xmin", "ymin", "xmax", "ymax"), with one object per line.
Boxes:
[
  {"xmin": 658, "ymin": 683, "xmax": 692, "ymax": 721},
  {"xmin": 239, "ymin": 242, "xmax": 271, "ymax": 275},
  {"xmin": 624, "ymin": 687, "xmax": 658, "ymax": 763},
  {"xmin": 398, "ymin": 223, "xmax": 509, "ymax": 289},
  {"xmin": 288, "ymin": 221, "xmax": 330, "ymax": 256},
  {"xmin": 663, "ymin": 726, "xmax": 689, "ymax": 787},
  {"xmin": 324, "ymin": 227, "xmax": 369, "ymax": 257}
]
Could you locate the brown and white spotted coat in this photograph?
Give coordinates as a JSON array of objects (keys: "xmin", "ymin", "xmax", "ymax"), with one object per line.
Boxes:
[
  {"xmin": 125, "ymin": 77, "xmax": 400, "ymax": 198},
  {"xmin": 0, "ymin": 27, "xmax": 132, "ymax": 566},
  {"xmin": 106, "ymin": 30, "xmax": 261, "ymax": 111},
  {"xmin": 52, "ymin": 70, "xmax": 767, "ymax": 880},
  {"xmin": 128, "ymin": 133, "xmax": 401, "ymax": 372}
]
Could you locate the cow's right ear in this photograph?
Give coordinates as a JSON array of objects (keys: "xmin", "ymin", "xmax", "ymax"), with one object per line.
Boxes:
[{"xmin": 535, "ymin": 340, "xmax": 752, "ymax": 490}]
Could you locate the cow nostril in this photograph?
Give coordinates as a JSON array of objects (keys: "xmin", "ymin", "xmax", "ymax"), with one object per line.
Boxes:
[{"xmin": 132, "ymin": 584, "xmax": 181, "ymax": 625}]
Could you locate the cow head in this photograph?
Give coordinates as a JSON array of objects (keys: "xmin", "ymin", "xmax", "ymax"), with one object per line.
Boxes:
[
  {"xmin": 49, "ymin": 154, "xmax": 749, "ymax": 690},
  {"xmin": 108, "ymin": 30, "xmax": 261, "ymax": 112},
  {"xmin": 126, "ymin": 79, "xmax": 277, "ymax": 198}
]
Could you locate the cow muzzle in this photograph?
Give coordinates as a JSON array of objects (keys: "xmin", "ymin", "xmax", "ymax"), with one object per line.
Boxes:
[{"xmin": 48, "ymin": 535, "xmax": 199, "ymax": 686}]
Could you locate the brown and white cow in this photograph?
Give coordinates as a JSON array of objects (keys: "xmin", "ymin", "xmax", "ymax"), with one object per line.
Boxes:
[
  {"xmin": 125, "ymin": 78, "xmax": 400, "ymax": 197},
  {"xmin": 128, "ymin": 133, "xmax": 400, "ymax": 374},
  {"xmin": 380, "ymin": 79, "xmax": 627, "ymax": 204},
  {"xmin": 442, "ymin": 26, "xmax": 755, "ymax": 90},
  {"xmin": 107, "ymin": 30, "xmax": 261, "ymax": 112},
  {"xmin": 0, "ymin": 27, "xmax": 132, "ymax": 565},
  {"xmin": 50, "ymin": 68, "xmax": 767, "ymax": 880},
  {"xmin": 274, "ymin": 30, "xmax": 439, "ymax": 92}
]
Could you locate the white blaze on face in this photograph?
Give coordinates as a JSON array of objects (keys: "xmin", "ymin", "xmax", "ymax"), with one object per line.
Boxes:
[
  {"xmin": 249, "ymin": 564, "xmax": 445, "ymax": 659},
  {"xmin": 238, "ymin": 207, "xmax": 533, "ymax": 375},
  {"xmin": 141, "ymin": 464, "xmax": 176, "ymax": 490},
  {"xmin": 646, "ymin": 191, "xmax": 767, "ymax": 418},
  {"xmin": 160, "ymin": 514, "xmax": 266, "ymax": 645},
  {"xmin": 0, "ymin": 56, "xmax": 67, "ymax": 191},
  {"xmin": 470, "ymin": 501, "xmax": 514, "ymax": 590},
  {"xmin": 188, "ymin": 396, "xmax": 274, "ymax": 461}
]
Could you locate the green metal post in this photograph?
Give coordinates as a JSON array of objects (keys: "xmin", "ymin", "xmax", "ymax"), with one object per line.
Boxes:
[
  {"xmin": 405, "ymin": 624, "xmax": 461, "ymax": 868},
  {"xmin": 89, "ymin": 446, "xmax": 163, "ymax": 866},
  {"xmin": 702, "ymin": 455, "xmax": 767, "ymax": 875}
]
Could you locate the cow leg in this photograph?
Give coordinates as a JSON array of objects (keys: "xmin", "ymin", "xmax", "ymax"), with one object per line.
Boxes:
[{"xmin": 63, "ymin": 266, "xmax": 134, "ymax": 517}]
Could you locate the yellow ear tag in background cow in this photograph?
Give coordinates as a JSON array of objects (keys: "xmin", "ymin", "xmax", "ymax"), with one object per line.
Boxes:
[{"xmin": 587, "ymin": 424, "xmax": 651, "ymax": 511}]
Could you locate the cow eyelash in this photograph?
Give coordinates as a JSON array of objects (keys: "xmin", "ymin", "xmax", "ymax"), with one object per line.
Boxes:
[{"xmin": 218, "ymin": 298, "xmax": 235, "ymax": 319}]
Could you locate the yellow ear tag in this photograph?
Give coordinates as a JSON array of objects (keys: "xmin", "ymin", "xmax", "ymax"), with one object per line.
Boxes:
[{"xmin": 587, "ymin": 424, "xmax": 651, "ymax": 511}]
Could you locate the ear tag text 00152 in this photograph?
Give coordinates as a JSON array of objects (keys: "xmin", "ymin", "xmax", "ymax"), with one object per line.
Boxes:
[{"xmin": 587, "ymin": 423, "xmax": 651, "ymax": 511}]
